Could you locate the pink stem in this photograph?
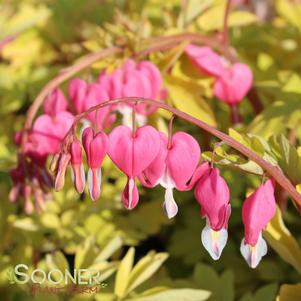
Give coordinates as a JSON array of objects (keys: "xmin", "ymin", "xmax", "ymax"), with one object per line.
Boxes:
[
  {"xmin": 21, "ymin": 47, "xmax": 122, "ymax": 149},
  {"xmin": 65, "ymin": 97, "xmax": 301, "ymax": 208}
]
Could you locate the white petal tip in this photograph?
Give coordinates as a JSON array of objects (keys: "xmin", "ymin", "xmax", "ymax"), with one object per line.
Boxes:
[
  {"xmin": 201, "ymin": 222, "xmax": 228, "ymax": 260},
  {"xmin": 163, "ymin": 187, "xmax": 178, "ymax": 219},
  {"xmin": 240, "ymin": 234, "xmax": 267, "ymax": 269}
]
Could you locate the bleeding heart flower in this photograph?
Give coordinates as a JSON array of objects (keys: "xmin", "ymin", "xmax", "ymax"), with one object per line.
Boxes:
[
  {"xmin": 108, "ymin": 125, "xmax": 161, "ymax": 209},
  {"xmin": 214, "ymin": 63, "xmax": 253, "ymax": 105},
  {"xmin": 186, "ymin": 44, "xmax": 253, "ymax": 105},
  {"xmin": 70, "ymin": 139, "xmax": 85, "ymax": 193},
  {"xmin": 68, "ymin": 78, "xmax": 88, "ymax": 114},
  {"xmin": 240, "ymin": 179, "xmax": 276, "ymax": 268},
  {"xmin": 194, "ymin": 166, "xmax": 231, "ymax": 260},
  {"xmin": 186, "ymin": 45, "xmax": 225, "ymax": 77},
  {"xmin": 44, "ymin": 89, "xmax": 68, "ymax": 117},
  {"xmin": 32, "ymin": 111, "xmax": 74, "ymax": 155},
  {"xmin": 82, "ymin": 127, "xmax": 108, "ymax": 201},
  {"xmin": 99, "ymin": 60, "xmax": 166, "ymax": 126},
  {"xmin": 55, "ymin": 153, "xmax": 71, "ymax": 191},
  {"xmin": 139, "ymin": 132, "xmax": 201, "ymax": 218}
]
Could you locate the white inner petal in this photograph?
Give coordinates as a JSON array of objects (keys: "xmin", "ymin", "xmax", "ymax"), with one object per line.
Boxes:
[
  {"xmin": 240, "ymin": 233, "xmax": 267, "ymax": 269},
  {"xmin": 70, "ymin": 166, "xmax": 75, "ymax": 182},
  {"xmin": 128, "ymin": 177, "xmax": 135, "ymax": 209},
  {"xmin": 80, "ymin": 163, "xmax": 86, "ymax": 193},
  {"xmin": 201, "ymin": 220, "xmax": 228, "ymax": 260},
  {"xmin": 119, "ymin": 106, "xmax": 133, "ymax": 128},
  {"xmin": 87, "ymin": 168, "xmax": 93, "ymax": 199},
  {"xmin": 87, "ymin": 168, "xmax": 102, "ymax": 200},
  {"xmin": 163, "ymin": 186, "xmax": 178, "ymax": 219},
  {"xmin": 136, "ymin": 113, "xmax": 147, "ymax": 127}
]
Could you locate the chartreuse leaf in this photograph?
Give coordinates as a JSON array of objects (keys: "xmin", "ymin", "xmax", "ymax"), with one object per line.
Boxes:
[
  {"xmin": 158, "ymin": 41, "xmax": 189, "ymax": 73},
  {"xmin": 165, "ymin": 75, "xmax": 216, "ymax": 126},
  {"xmin": 114, "ymin": 247, "xmax": 135, "ymax": 298},
  {"xmin": 0, "ymin": 3, "xmax": 51, "ymax": 38},
  {"xmin": 276, "ymin": 0, "xmax": 301, "ymax": 33},
  {"xmin": 95, "ymin": 236, "xmax": 123, "ymax": 262},
  {"xmin": 247, "ymin": 100, "xmax": 301, "ymax": 139},
  {"xmin": 75, "ymin": 236, "xmax": 98, "ymax": 269},
  {"xmin": 276, "ymin": 284, "xmax": 301, "ymax": 301},
  {"xmin": 269, "ymin": 134, "xmax": 301, "ymax": 184},
  {"xmin": 82, "ymin": 261, "xmax": 119, "ymax": 283},
  {"xmin": 128, "ymin": 289, "xmax": 211, "ymax": 301},
  {"xmin": 197, "ymin": 3, "xmax": 257, "ymax": 31},
  {"xmin": 46, "ymin": 251, "xmax": 69, "ymax": 272},
  {"xmin": 45, "ymin": 251, "xmax": 69, "ymax": 285},
  {"xmin": 126, "ymin": 251, "xmax": 169, "ymax": 293},
  {"xmin": 264, "ymin": 206, "xmax": 301, "ymax": 274}
]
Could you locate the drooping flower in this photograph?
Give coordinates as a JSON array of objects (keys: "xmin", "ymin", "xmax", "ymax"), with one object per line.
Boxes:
[
  {"xmin": 70, "ymin": 139, "xmax": 85, "ymax": 194},
  {"xmin": 54, "ymin": 153, "xmax": 71, "ymax": 191},
  {"xmin": 240, "ymin": 179, "xmax": 276, "ymax": 268},
  {"xmin": 43, "ymin": 89, "xmax": 68, "ymax": 117},
  {"xmin": 186, "ymin": 44, "xmax": 253, "ymax": 105},
  {"xmin": 68, "ymin": 80, "xmax": 115, "ymax": 130},
  {"xmin": 82, "ymin": 127, "xmax": 108, "ymax": 201},
  {"xmin": 213, "ymin": 63, "xmax": 253, "ymax": 105},
  {"xmin": 31, "ymin": 111, "xmax": 74, "ymax": 155},
  {"xmin": 108, "ymin": 125, "xmax": 161, "ymax": 209},
  {"xmin": 68, "ymin": 78, "xmax": 88, "ymax": 114},
  {"xmin": 138, "ymin": 132, "xmax": 201, "ymax": 218},
  {"xmin": 99, "ymin": 59, "xmax": 166, "ymax": 126},
  {"xmin": 194, "ymin": 166, "xmax": 231, "ymax": 260}
]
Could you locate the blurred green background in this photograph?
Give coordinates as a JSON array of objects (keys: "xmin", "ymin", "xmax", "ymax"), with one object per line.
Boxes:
[{"xmin": 1, "ymin": 0, "xmax": 301, "ymax": 300}]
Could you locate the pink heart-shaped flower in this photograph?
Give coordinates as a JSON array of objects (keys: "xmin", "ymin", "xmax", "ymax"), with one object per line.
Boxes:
[
  {"xmin": 32, "ymin": 111, "xmax": 74, "ymax": 155},
  {"xmin": 214, "ymin": 63, "xmax": 253, "ymax": 105},
  {"xmin": 108, "ymin": 125, "xmax": 161, "ymax": 177}
]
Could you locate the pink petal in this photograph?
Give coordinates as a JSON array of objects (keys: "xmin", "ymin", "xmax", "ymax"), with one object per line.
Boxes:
[
  {"xmin": 68, "ymin": 78, "xmax": 88, "ymax": 113},
  {"xmin": 186, "ymin": 44, "xmax": 225, "ymax": 77},
  {"xmin": 122, "ymin": 177, "xmax": 139, "ymax": 209},
  {"xmin": 214, "ymin": 63, "xmax": 253, "ymax": 105},
  {"xmin": 167, "ymin": 132, "xmax": 201, "ymax": 190},
  {"xmin": 108, "ymin": 125, "xmax": 161, "ymax": 177},
  {"xmin": 138, "ymin": 132, "xmax": 168, "ymax": 187},
  {"xmin": 195, "ymin": 168, "xmax": 231, "ymax": 231},
  {"xmin": 32, "ymin": 112, "xmax": 74, "ymax": 155},
  {"xmin": 87, "ymin": 167, "xmax": 101, "ymax": 201},
  {"xmin": 44, "ymin": 89, "xmax": 68, "ymax": 116},
  {"xmin": 242, "ymin": 179, "xmax": 276, "ymax": 246},
  {"xmin": 82, "ymin": 127, "xmax": 108, "ymax": 169}
]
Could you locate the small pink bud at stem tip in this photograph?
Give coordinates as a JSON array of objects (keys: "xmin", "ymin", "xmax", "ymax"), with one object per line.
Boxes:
[{"xmin": 55, "ymin": 153, "xmax": 71, "ymax": 191}]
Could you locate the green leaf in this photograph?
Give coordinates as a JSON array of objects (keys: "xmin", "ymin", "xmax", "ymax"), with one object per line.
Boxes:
[
  {"xmin": 239, "ymin": 283, "xmax": 278, "ymax": 301},
  {"xmin": 193, "ymin": 264, "xmax": 234, "ymax": 301},
  {"xmin": 128, "ymin": 289, "xmax": 211, "ymax": 301}
]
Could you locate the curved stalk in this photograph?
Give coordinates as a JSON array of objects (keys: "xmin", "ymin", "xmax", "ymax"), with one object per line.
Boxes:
[
  {"xmin": 66, "ymin": 97, "xmax": 301, "ymax": 207},
  {"xmin": 21, "ymin": 47, "xmax": 123, "ymax": 149}
]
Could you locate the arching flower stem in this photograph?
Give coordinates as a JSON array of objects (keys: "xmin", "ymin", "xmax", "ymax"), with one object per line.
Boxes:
[{"xmin": 63, "ymin": 97, "xmax": 301, "ymax": 208}]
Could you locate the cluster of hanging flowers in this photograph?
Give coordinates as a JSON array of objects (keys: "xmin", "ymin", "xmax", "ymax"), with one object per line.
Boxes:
[{"xmin": 10, "ymin": 49, "xmax": 277, "ymax": 268}]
